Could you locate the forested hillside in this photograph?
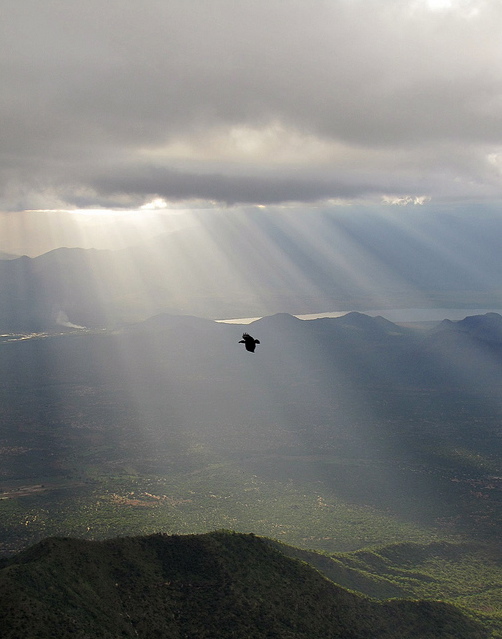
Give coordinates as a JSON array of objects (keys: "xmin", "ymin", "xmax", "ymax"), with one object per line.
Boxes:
[{"xmin": 0, "ymin": 531, "xmax": 490, "ymax": 639}]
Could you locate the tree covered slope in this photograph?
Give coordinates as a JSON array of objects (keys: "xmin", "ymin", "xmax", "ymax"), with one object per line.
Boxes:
[{"xmin": 0, "ymin": 531, "xmax": 489, "ymax": 638}]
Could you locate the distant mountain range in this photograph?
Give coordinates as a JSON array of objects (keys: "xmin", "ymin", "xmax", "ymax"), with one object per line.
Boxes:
[
  {"xmin": 0, "ymin": 531, "xmax": 488, "ymax": 638},
  {"xmin": 2, "ymin": 209, "xmax": 502, "ymax": 331},
  {"xmin": 437, "ymin": 312, "xmax": 502, "ymax": 343}
]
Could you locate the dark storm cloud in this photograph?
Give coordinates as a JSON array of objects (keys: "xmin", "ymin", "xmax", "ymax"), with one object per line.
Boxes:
[
  {"xmin": 2, "ymin": 0, "xmax": 502, "ymax": 209},
  {"xmin": 89, "ymin": 164, "xmax": 407, "ymax": 206}
]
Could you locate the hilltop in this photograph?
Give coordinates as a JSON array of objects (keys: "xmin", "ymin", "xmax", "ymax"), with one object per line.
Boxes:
[{"xmin": 0, "ymin": 531, "xmax": 489, "ymax": 639}]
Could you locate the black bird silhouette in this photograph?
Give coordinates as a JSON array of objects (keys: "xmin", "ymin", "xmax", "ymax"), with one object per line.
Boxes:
[{"xmin": 239, "ymin": 332, "xmax": 260, "ymax": 353}]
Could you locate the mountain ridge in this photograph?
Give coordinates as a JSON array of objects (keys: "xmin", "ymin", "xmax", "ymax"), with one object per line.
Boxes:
[
  {"xmin": 2, "ymin": 209, "xmax": 502, "ymax": 330},
  {"xmin": 0, "ymin": 531, "xmax": 489, "ymax": 639},
  {"xmin": 437, "ymin": 312, "xmax": 502, "ymax": 343}
]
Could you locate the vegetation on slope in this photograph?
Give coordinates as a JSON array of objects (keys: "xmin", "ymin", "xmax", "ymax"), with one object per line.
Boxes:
[
  {"xmin": 272, "ymin": 540, "xmax": 502, "ymax": 603},
  {"xmin": 272, "ymin": 538, "xmax": 502, "ymax": 626},
  {"xmin": 0, "ymin": 531, "xmax": 489, "ymax": 639}
]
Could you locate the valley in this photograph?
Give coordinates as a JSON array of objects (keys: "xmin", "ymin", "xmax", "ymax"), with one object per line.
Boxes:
[
  {"xmin": 0, "ymin": 312, "xmax": 501, "ymax": 552},
  {"xmin": 1, "ymin": 310, "xmax": 502, "ymax": 632}
]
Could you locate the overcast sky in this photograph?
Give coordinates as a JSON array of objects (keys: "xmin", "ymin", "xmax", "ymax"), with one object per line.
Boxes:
[{"xmin": 1, "ymin": 0, "xmax": 502, "ymax": 253}]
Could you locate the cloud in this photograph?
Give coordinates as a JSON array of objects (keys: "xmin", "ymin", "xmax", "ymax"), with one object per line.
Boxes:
[
  {"xmin": 2, "ymin": 0, "xmax": 502, "ymax": 210},
  {"xmin": 382, "ymin": 195, "xmax": 431, "ymax": 206}
]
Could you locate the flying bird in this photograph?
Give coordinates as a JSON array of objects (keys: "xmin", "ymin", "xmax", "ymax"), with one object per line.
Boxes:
[{"xmin": 239, "ymin": 333, "xmax": 260, "ymax": 353}]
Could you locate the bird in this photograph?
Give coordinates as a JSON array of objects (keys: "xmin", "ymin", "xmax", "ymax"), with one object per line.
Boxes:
[{"xmin": 239, "ymin": 332, "xmax": 260, "ymax": 353}]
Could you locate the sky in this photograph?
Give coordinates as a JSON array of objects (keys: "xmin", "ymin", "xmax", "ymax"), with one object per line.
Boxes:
[{"xmin": 1, "ymin": 0, "xmax": 502, "ymax": 255}]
